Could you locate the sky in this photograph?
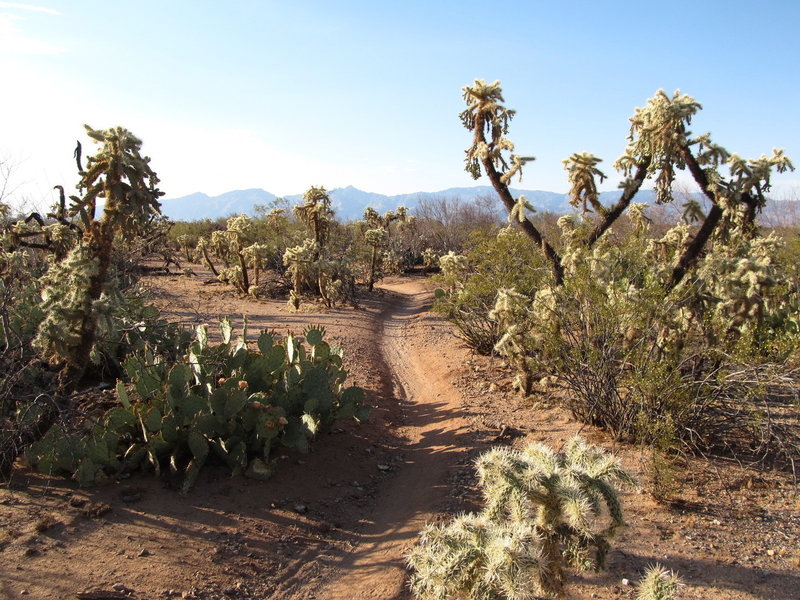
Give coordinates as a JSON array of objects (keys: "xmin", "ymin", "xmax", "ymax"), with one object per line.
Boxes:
[{"xmin": 1, "ymin": 0, "xmax": 799, "ymax": 211}]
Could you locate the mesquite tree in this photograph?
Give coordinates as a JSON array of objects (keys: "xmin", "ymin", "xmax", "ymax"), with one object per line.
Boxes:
[{"xmin": 34, "ymin": 126, "xmax": 163, "ymax": 389}]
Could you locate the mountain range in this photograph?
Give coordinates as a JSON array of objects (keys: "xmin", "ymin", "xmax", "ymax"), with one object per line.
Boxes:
[
  {"xmin": 160, "ymin": 185, "xmax": 800, "ymax": 225},
  {"xmin": 161, "ymin": 186, "xmax": 636, "ymax": 222}
]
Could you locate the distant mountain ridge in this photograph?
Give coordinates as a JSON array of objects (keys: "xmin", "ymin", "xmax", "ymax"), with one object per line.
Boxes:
[
  {"xmin": 160, "ymin": 185, "xmax": 799, "ymax": 224},
  {"xmin": 162, "ymin": 185, "xmax": 606, "ymax": 222}
]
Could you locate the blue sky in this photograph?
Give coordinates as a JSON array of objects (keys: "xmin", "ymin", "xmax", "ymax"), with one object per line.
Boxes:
[{"xmin": 1, "ymin": 0, "xmax": 798, "ymax": 210}]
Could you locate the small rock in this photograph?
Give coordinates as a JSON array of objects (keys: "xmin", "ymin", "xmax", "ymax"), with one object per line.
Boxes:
[
  {"xmin": 138, "ymin": 548, "xmax": 152, "ymax": 557},
  {"xmin": 767, "ymin": 549, "xmax": 775, "ymax": 556},
  {"xmin": 377, "ymin": 464, "xmax": 390, "ymax": 471},
  {"xmin": 293, "ymin": 504, "xmax": 308, "ymax": 514},
  {"xmin": 20, "ymin": 590, "xmax": 29, "ymax": 596},
  {"xmin": 621, "ymin": 578, "xmax": 630, "ymax": 586},
  {"xmin": 112, "ymin": 583, "xmax": 126, "ymax": 591}
]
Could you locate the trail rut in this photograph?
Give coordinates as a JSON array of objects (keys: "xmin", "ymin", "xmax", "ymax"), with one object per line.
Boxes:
[{"xmin": 315, "ymin": 279, "xmax": 472, "ymax": 599}]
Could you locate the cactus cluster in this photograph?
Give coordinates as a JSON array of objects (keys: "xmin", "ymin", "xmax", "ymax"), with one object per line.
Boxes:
[
  {"xmin": 408, "ymin": 437, "xmax": 635, "ymax": 600},
  {"xmin": 283, "ymin": 187, "xmax": 359, "ymax": 309},
  {"xmin": 360, "ymin": 206, "xmax": 409, "ymax": 291},
  {"xmin": 27, "ymin": 320, "xmax": 367, "ymax": 492}
]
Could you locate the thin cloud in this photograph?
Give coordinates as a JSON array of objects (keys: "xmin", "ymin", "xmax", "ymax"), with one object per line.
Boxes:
[
  {"xmin": 0, "ymin": 13, "xmax": 64, "ymax": 54},
  {"xmin": 0, "ymin": 2, "xmax": 60, "ymax": 15}
]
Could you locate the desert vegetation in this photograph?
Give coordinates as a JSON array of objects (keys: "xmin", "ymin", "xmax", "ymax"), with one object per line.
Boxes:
[
  {"xmin": 0, "ymin": 81, "xmax": 797, "ymax": 600},
  {"xmin": 434, "ymin": 80, "xmax": 799, "ymax": 474}
]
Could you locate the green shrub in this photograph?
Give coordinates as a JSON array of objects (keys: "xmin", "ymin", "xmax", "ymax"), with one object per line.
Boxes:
[{"xmin": 433, "ymin": 227, "xmax": 550, "ymax": 354}]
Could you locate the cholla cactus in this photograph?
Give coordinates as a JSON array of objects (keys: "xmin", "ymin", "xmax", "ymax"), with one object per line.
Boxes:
[
  {"xmin": 209, "ymin": 230, "xmax": 232, "ymax": 267},
  {"xmin": 438, "ymin": 251, "xmax": 467, "ymax": 276},
  {"xmin": 294, "ymin": 186, "xmax": 334, "ymax": 248},
  {"xmin": 362, "ymin": 205, "xmax": 408, "ymax": 291},
  {"xmin": 207, "ymin": 215, "xmax": 259, "ymax": 293},
  {"xmin": 362, "ymin": 227, "xmax": 386, "ymax": 291},
  {"xmin": 421, "ymin": 247, "xmax": 438, "ymax": 272},
  {"xmin": 283, "ymin": 239, "xmax": 319, "ymax": 310},
  {"xmin": 490, "ymin": 287, "xmax": 538, "ymax": 394},
  {"xmin": 35, "ymin": 125, "xmax": 163, "ymax": 389},
  {"xmin": 407, "ymin": 514, "xmax": 548, "ymax": 600},
  {"xmin": 636, "ymin": 564, "xmax": 682, "ymax": 600},
  {"xmin": 408, "ymin": 438, "xmax": 634, "ymax": 600},
  {"xmin": 317, "ymin": 255, "xmax": 358, "ymax": 308},
  {"xmin": 243, "ymin": 242, "xmax": 270, "ymax": 291},
  {"xmin": 614, "ymin": 90, "xmax": 702, "ymax": 204},
  {"xmin": 176, "ymin": 234, "xmax": 193, "ymax": 263},
  {"xmin": 195, "ymin": 236, "xmax": 219, "ymax": 276},
  {"xmin": 460, "ymin": 81, "xmax": 793, "ymax": 290},
  {"xmin": 563, "ymin": 152, "xmax": 607, "ymax": 214},
  {"xmin": 476, "ymin": 438, "xmax": 634, "ymax": 597}
]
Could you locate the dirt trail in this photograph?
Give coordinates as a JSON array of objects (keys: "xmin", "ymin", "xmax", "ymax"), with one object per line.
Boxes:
[{"xmin": 316, "ymin": 279, "xmax": 472, "ymax": 600}]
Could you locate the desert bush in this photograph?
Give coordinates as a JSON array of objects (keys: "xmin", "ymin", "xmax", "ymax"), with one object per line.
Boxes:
[
  {"xmin": 490, "ymin": 215, "xmax": 800, "ymax": 465},
  {"xmin": 433, "ymin": 227, "xmax": 550, "ymax": 354},
  {"xmin": 412, "ymin": 195, "xmax": 502, "ymax": 255},
  {"xmin": 26, "ymin": 321, "xmax": 366, "ymax": 492},
  {"xmin": 407, "ymin": 437, "xmax": 634, "ymax": 600}
]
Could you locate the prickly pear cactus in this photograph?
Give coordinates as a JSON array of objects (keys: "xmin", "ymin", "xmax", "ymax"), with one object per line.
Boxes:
[{"xmin": 27, "ymin": 320, "xmax": 367, "ymax": 491}]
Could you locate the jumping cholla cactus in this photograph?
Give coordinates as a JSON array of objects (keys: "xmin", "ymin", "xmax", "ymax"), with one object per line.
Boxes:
[
  {"xmin": 194, "ymin": 236, "xmax": 219, "ymax": 277},
  {"xmin": 34, "ymin": 125, "xmax": 163, "ymax": 389},
  {"xmin": 460, "ymin": 80, "xmax": 793, "ymax": 289},
  {"xmin": 363, "ymin": 227, "xmax": 387, "ymax": 291},
  {"xmin": 216, "ymin": 214, "xmax": 257, "ymax": 293},
  {"xmin": 408, "ymin": 437, "xmax": 635, "ymax": 600},
  {"xmin": 407, "ymin": 514, "xmax": 548, "ymax": 600},
  {"xmin": 636, "ymin": 564, "xmax": 682, "ymax": 600},
  {"xmin": 294, "ymin": 186, "xmax": 334, "ymax": 249},
  {"xmin": 175, "ymin": 234, "xmax": 193, "ymax": 263},
  {"xmin": 285, "ymin": 186, "xmax": 358, "ymax": 309},
  {"xmin": 242, "ymin": 242, "xmax": 271, "ymax": 295},
  {"xmin": 421, "ymin": 247, "xmax": 439, "ymax": 272},
  {"xmin": 362, "ymin": 205, "xmax": 408, "ymax": 291},
  {"xmin": 283, "ymin": 238, "xmax": 319, "ymax": 310}
]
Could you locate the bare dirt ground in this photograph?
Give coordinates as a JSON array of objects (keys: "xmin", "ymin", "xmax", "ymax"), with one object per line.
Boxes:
[{"xmin": 1, "ymin": 267, "xmax": 798, "ymax": 600}]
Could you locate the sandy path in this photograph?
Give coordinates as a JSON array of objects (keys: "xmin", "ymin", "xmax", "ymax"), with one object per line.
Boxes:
[{"xmin": 315, "ymin": 279, "xmax": 472, "ymax": 600}]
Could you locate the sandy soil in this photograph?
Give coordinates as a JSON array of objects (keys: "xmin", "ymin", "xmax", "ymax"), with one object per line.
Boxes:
[{"xmin": 0, "ymin": 268, "xmax": 798, "ymax": 600}]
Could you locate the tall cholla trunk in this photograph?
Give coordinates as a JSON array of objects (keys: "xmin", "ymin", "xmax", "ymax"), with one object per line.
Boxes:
[
  {"xmin": 61, "ymin": 217, "xmax": 114, "ymax": 389},
  {"xmin": 198, "ymin": 239, "xmax": 219, "ymax": 277},
  {"xmin": 236, "ymin": 251, "xmax": 250, "ymax": 293}
]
